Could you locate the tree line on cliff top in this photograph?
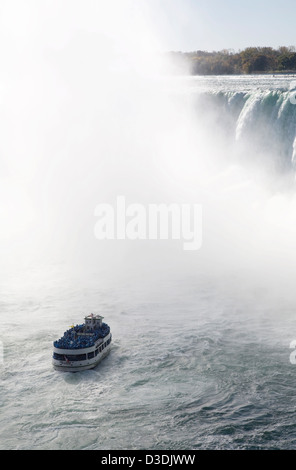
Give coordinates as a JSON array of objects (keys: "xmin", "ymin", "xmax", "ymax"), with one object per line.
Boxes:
[{"xmin": 168, "ymin": 46, "xmax": 296, "ymax": 75}]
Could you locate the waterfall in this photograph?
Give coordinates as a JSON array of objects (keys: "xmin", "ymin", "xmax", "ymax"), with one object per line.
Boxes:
[{"xmin": 191, "ymin": 87, "xmax": 296, "ymax": 170}]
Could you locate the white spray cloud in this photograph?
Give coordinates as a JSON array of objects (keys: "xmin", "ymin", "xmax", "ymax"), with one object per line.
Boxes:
[{"xmin": 2, "ymin": 0, "xmax": 296, "ymax": 311}]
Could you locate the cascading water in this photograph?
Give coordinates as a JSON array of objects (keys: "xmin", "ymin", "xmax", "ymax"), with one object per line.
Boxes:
[{"xmin": 190, "ymin": 87, "xmax": 296, "ymax": 171}]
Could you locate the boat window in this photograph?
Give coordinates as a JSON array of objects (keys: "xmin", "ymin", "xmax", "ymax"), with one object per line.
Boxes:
[
  {"xmin": 88, "ymin": 352, "xmax": 94, "ymax": 359},
  {"xmin": 68, "ymin": 354, "xmax": 87, "ymax": 361},
  {"xmin": 53, "ymin": 353, "xmax": 64, "ymax": 361}
]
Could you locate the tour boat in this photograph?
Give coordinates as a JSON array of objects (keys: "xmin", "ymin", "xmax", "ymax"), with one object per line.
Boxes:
[{"xmin": 52, "ymin": 314, "xmax": 112, "ymax": 372}]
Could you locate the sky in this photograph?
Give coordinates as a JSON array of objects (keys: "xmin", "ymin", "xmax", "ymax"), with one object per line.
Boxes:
[
  {"xmin": 147, "ymin": 0, "xmax": 296, "ymax": 52},
  {"xmin": 1, "ymin": 0, "xmax": 296, "ymax": 54}
]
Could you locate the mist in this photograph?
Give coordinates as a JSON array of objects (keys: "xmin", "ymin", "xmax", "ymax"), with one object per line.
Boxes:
[{"xmin": 1, "ymin": 1, "xmax": 296, "ymax": 312}]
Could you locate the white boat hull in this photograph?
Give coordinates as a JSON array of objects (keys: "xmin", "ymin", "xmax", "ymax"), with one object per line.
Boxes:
[{"xmin": 52, "ymin": 332, "xmax": 112, "ymax": 372}]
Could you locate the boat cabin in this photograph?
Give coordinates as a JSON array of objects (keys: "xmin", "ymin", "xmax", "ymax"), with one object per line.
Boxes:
[{"xmin": 84, "ymin": 313, "xmax": 104, "ymax": 332}]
